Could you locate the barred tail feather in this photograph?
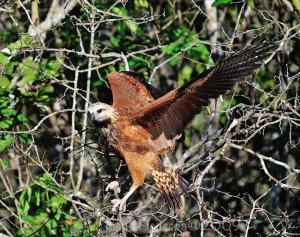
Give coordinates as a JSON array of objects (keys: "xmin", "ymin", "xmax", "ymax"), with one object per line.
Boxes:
[
  {"xmin": 177, "ymin": 173, "xmax": 189, "ymax": 196},
  {"xmin": 150, "ymin": 165, "xmax": 189, "ymax": 210}
]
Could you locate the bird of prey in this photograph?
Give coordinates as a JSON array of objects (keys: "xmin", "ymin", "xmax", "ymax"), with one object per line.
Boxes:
[{"xmin": 88, "ymin": 44, "xmax": 273, "ymax": 212}]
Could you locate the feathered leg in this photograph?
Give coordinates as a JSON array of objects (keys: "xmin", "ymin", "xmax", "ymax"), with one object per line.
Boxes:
[{"xmin": 111, "ymin": 153, "xmax": 146, "ymax": 212}]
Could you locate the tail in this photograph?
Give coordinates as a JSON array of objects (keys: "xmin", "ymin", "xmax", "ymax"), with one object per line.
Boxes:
[{"xmin": 150, "ymin": 164, "xmax": 189, "ymax": 210}]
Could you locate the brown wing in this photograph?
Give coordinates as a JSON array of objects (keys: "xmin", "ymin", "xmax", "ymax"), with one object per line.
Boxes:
[
  {"xmin": 128, "ymin": 44, "xmax": 274, "ymax": 153},
  {"xmin": 108, "ymin": 71, "xmax": 162, "ymax": 116}
]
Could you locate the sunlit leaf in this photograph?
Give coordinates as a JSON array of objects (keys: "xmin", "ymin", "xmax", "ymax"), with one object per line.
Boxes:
[
  {"xmin": 212, "ymin": 0, "xmax": 232, "ymax": 7},
  {"xmin": 134, "ymin": 0, "xmax": 149, "ymax": 8},
  {"xmin": 0, "ymin": 53, "xmax": 9, "ymax": 64},
  {"xmin": 126, "ymin": 19, "xmax": 138, "ymax": 34},
  {"xmin": 5, "ymin": 61, "xmax": 18, "ymax": 74},
  {"xmin": 206, "ymin": 106, "xmax": 212, "ymax": 115},
  {"xmin": 0, "ymin": 135, "xmax": 14, "ymax": 153},
  {"xmin": 0, "ymin": 118, "xmax": 14, "ymax": 129},
  {"xmin": 1, "ymin": 107, "xmax": 17, "ymax": 117},
  {"xmin": 17, "ymin": 227, "xmax": 33, "ymax": 236},
  {"xmin": 178, "ymin": 65, "xmax": 193, "ymax": 87},
  {"xmin": 247, "ymin": 0, "xmax": 255, "ymax": 8},
  {"xmin": 17, "ymin": 114, "xmax": 27, "ymax": 124},
  {"xmin": 22, "ymin": 72, "xmax": 37, "ymax": 83},
  {"xmin": 0, "ymin": 76, "xmax": 10, "ymax": 87},
  {"xmin": 112, "ymin": 7, "xmax": 139, "ymax": 34},
  {"xmin": 22, "ymin": 201, "xmax": 30, "ymax": 215},
  {"xmin": 0, "ymin": 158, "xmax": 10, "ymax": 168},
  {"xmin": 111, "ymin": 37, "xmax": 120, "ymax": 47},
  {"xmin": 292, "ymin": 0, "xmax": 300, "ymax": 11},
  {"xmin": 89, "ymin": 224, "xmax": 97, "ymax": 232}
]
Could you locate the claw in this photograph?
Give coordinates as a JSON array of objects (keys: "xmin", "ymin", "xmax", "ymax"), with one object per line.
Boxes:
[
  {"xmin": 111, "ymin": 198, "xmax": 127, "ymax": 212},
  {"xmin": 110, "ymin": 188, "xmax": 136, "ymax": 212},
  {"xmin": 106, "ymin": 180, "xmax": 121, "ymax": 193}
]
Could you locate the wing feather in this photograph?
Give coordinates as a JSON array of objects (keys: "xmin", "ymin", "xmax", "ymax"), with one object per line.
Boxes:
[
  {"xmin": 108, "ymin": 71, "xmax": 162, "ymax": 116},
  {"xmin": 128, "ymin": 44, "xmax": 275, "ymax": 153}
]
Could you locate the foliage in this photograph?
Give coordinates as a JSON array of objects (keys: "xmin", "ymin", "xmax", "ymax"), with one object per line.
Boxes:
[
  {"xmin": 212, "ymin": 0, "xmax": 232, "ymax": 7},
  {"xmin": 17, "ymin": 174, "xmax": 96, "ymax": 236},
  {"xmin": 0, "ymin": 40, "xmax": 61, "ymax": 152},
  {"xmin": 0, "ymin": 0, "xmax": 299, "ymax": 236}
]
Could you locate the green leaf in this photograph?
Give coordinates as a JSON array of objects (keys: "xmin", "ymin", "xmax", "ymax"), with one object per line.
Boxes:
[
  {"xmin": 19, "ymin": 134, "xmax": 32, "ymax": 144},
  {"xmin": 192, "ymin": 44, "xmax": 212, "ymax": 63},
  {"xmin": 49, "ymin": 196, "xmax": 67, "ymax": 209},
  {"xmin": 212, "ymin": 0, "xmax": 232, "ymax": 7},
  {"xmin": 21, "ymin": 57, "xmax": 38, "ymax": 71},
  {"xmin": 37, "ymin": 173, "xmax": 65, "ymax": 194},
  {"xmin": 1, "ymin": 107, "xmax": 17, "ymax": 116},
  {"xmin": 48, "ymin": 60, "xmax": 61, "ymax": 72},
  {"xmin": 0, "ymin": 135, "xmax": 14, "ymax": 153},
  {"xmin": 247, "ymin": 0, "xmax": 255, "ymax": 8},
  {"xmin": 54, "ymin": 212, "xmax": 61, "ymax": 221},
  {"xmin": 173, "ymin": 28, "xmax": 190, "ymax": 37},
  {"xmin": 42, "ymin": 60, "xmax": 61, "ymax": 76},
  {"xmin": 27, "ymin": 187, "xmax": 32, "ymax": 202},
  {"xmin": 40, "ymin": 226, "xmax": 48, "ymax": 237},
  {"xmin": 0, "ymin": 53, "xmax": 9, "ymax": 64},
  {"xmin": 36, "ymin": 95, "xmax": 53, "ymax": 103},
  {"xmin": 73, "ymin": 219, "xmax": 83, "ymax": 230},
  {"xmin": 89, "ymin": 224, "xmax": 97, "ymax": 232},
  {"xmin": 134, "ymin": 0, "xmax": 149, "ymax": 8},
  {"xmin": 111, "ymin": 37, "xmax": 120, "ymax": 47},
  {"xmin": 0, "ymin": 76, "xmax": 10, "ymax": 87},
  {"xmin": 17, "ymin": 114, "xmax": 28, "ymax": 124},
  {"xmin": 22, "ymin": 72, "xmax": 37, "ymax": 83},
  {"xmin": 292, "ymin": 0, "xmax": 300, "ymax": 11},
  {"xmin": 178, "ymin": 65, "xmax": 193, "ymax": 87},
  {"xmin": 0, "ymin": 100, "xmax": 9, "ymax": 109},
  {"xmin": 112, "ymin": 7, "xmax": 139, "ymax": 34},
  {"xmin": 112, "ymin": 7, "xmax": 126, "ymax": 16},
  {"xmin": 0, "ymin": 118, "xmax": 14, "ymax": 129},
  {"xmin": 22, "ymin": 91, "xmax": 35, "ymax": 97},
  {"xmin": 39, "ymin": 85, "xmax": 54, "ymax": 95},
  {"xmin": 19, "ymin": 190, "xmax": 26, "ymax": 208},
  {"xmin": 22, "ymin": 201, "xmax": 30, "ymax": 215},
  {"xmin": 126, "ymin": 19, "xmax": 138, "ymax": 34},
  {"xmin": 17, "ymin": 227, "xmax": 33, "ymax": 236},
  {"xmin": 206, "ymin": 106, "xmax": 212, "ymax": 115},
  {"xmin": 22, "ymin": 211, "xmax": 48, "ymax": 225},
  {"xmin": 46, "ymin": 219, "xmax": 58, "ymax": 234},
  {"xmin": 5, "ymin": 61, "xmax": 18, "ymax": 74},
  {"xmin": 35, "ymin": 189, "xmax": 41, "ymax": 206},
  {"xmin": 169, "ymin": 58, "xmax": 178, "ymax": 67},
  {"xmin": 0, "ymin": 159, "xmax": 10, "ymax": 168},
  {"xmin": 162, "ymin": 40, "xmax": 182, "ymax": 55},
  {"xmin": 20, "ymin": 57, "xmax": 39, "ymax": 83},
  {"xmin": 8, "ymin": 36, "xmax": 35, "ymax": 51}
]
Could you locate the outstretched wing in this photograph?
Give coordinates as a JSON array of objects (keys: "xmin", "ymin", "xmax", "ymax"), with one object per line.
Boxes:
[
  {"xmin": 128, "ymin": 44, "xmax": 274, "ymax": 153},
  {"xmin": 108, "ymin": 71, "xmax": 162, "ymax": 116}
]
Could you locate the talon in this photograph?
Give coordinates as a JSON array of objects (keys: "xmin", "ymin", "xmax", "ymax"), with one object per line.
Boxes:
[
  {"xmin": 106, "ymin": 180, "xmax": 121, "ymax": 193},
  {"xmin": 111, "ymin": 198, "xmax": 126, "ymax": 212}
]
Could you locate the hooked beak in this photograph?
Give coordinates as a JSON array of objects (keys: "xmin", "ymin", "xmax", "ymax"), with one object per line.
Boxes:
[{"xmin": 88, "ymin": 112, "xmax": 96, "ymax": 121}]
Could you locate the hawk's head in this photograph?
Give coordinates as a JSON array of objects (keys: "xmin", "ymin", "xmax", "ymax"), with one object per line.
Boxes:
[{"xmin": 88, "ymin": 102, "xmax": 117, "ymax": 124}]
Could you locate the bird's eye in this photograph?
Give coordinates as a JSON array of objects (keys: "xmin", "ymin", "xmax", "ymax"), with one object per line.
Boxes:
[{"xmin": 97, "ymin": 109, "xmax": 102, "ymax": 113}]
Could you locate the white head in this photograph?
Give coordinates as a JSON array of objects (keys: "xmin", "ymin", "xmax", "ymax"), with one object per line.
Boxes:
[{"xmin": 88, "ymin": 102, "xmax": 117, "ymax": 124}]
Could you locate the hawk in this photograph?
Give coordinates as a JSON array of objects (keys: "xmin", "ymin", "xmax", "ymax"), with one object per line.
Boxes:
[{"xmin": 88, "ymin": 44, "xmax": 273, "ymax": 211}]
